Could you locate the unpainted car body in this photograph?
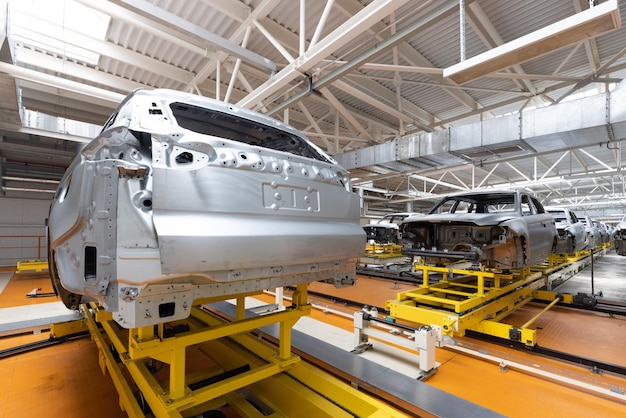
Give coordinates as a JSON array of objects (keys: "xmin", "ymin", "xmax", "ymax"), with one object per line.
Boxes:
[
  {"xmin": 593, "ymin": 220, "xmax": 610, "ymax": 244},
  {"xmin": 545, "ymin": 207, "xmax": 587, "ymax": 254},
  {"xmin": 363, "ymin": 212, "xmax": 420, "ymax": 244},
  {"xmin": 48, "ymin": 88, "xmax": 365, "ymax": 328},
  {"xmin": 579, "ymin": 216, "xmax": 601, "ymax": 249},
  {"xmin": 399, "ymin": 189, "xmax": 557, "ymax": 270},
  {"xmin": 615, "ymin": 215, "xmax": 626, "ymax": 255}
]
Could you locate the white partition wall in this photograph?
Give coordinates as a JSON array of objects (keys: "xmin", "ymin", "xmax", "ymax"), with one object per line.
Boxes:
[{"xmin": 0, "ymin": 197, "xmax": 51, "ymax": 267}]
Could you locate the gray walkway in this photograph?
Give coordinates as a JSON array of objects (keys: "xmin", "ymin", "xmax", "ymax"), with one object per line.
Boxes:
[{"xmin": 554, "ymin": 251, "xmax": 626, "ymax": 299}]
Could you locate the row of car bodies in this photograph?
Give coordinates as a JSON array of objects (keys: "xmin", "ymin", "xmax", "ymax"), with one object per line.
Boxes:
[
  {"xmin": 615, "ymin": 215, "xmax": 626, "ymax": 256},
  {"xmin": 362, "ymin": 212, "xmax": 419, "ymax": 244},
  {"xmin": 365, "ymin": 189, "xmax": 615, "ymax": 270},
  {"xmin": 546, "ymin": 208, "xmax": 588, "ymax": 254}
]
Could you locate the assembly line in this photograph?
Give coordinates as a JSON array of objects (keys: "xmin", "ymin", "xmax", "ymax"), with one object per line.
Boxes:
[{"xmin": 3, "ymin": 1, "xmax": 626, "ymax": 417}]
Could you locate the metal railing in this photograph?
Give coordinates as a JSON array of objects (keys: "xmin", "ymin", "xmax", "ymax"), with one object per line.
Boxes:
[{"xmin": 0, "ymin": 233, "xmax": 47, "ymax": 267}]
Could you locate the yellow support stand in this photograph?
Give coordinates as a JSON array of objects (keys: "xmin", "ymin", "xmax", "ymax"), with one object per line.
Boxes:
[
  {"xmin": 385, "ymin": 248, "xmax": 601, "ymax": 347},
  {"xmin": 363, "ymin": 243, "xmax": 404, "ymax": 258},
  {"xmin": 15, "ymin": 259, "xmax": 48, "ymax": 273},
  {"xmin": 83, "ymin": 283, "xmax": 407, "ymax": 417},
  {"xmin": 386, "ymin": 263, "xmax": 547, "ymax": 346},
  {"xmin": 360, "ymin": 243, "xmax": 407, "ymax": 266}
]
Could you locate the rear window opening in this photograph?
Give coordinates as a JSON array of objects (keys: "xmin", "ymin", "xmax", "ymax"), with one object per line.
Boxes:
[{"xmin": 170, "ymin": 102, "xmax": 330, "ymax": 163}]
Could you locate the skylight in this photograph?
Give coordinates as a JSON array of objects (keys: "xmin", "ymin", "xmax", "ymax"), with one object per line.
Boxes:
[{"xmin": 10, "ymin": 0, "xmax": 110, "ymax": 66}]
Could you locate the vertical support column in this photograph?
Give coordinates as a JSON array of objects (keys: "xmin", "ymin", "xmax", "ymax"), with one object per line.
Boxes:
[
  {"xmin": 236, "ymin": 296, "xmax": 246, "ymax": 320},
  {"xmin": 421, "ymin": 265, "xmax": 429, "ymax": 288},
  {"xmin": 169, "ymin": 347, "xmax": 187, "ymax": 400},
  {"xmin": 277, "ymin": 283, "xmax": 309, "ymax": 361},
  {"xmin": 441, "ymin": 268, "xmax": 449, "ymax": 284},
  {"xmin": 278, "ymin": 319, "xmax": 293, "ymax": 361},
  {"xmin": 275, "ymin": 287, "xmax": 284, "ymax": 309},
  {"xmin": 136, "ymin": 325, "xmax": 155, "ymax": 343}
]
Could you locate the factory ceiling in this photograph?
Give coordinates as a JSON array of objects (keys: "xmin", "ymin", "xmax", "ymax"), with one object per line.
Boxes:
[{"xmin": 1, "ymin": 0, "xmax": 626, "ymax": 219}]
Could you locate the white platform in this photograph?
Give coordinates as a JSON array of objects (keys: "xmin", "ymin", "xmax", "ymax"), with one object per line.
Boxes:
[
  {"xmin": 237, "ymin": 297, "xmax": 424, "ymax": 380},
  {"xmin": 0, "ymin": 302, "xmax": 79, "ymax": 337}
]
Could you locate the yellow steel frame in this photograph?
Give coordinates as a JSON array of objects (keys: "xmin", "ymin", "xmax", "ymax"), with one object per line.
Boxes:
[
  {"xmin": 546, "ymin": 250, "xmax": 590, "ymax": 268},
  {"xmin": 49, "ymin": 318, "xmax": 89, "ymax": 338},
  {"xmin": 83, "ymin": 283, "xmax": 407, "ymax": 417},
  {"xmin": 15, "ymin": 259, "xmax": 48, "ymax": 273},
  {"xmin": 363, "ymin": 243, "xmax": 404, "ymax": 258},
  {"xmin": 393, "ymin": 263, "xmax": 542, "ymax": 314},
  {"xmin": 385, "ymin": 252, "xmax": 594, "ymax": 346},
  {"xmin": 385, "ymin": 263, "xmax": 552, "ymax": 346}
]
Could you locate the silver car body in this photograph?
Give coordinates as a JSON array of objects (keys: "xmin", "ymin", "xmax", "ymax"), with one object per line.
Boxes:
[
  {"xmin": 363, "ymin": 212, "xmax": 420, "ymax": 244},
  {"xmin": 593, "ymin": 220, "xmax": 610, "ymax": 244},
  {"xmin": 579, "ymin": 216, "xmax": 600, "ymax": 249},
  {"xmin": 615, "ymin": 215, "xmax": 626, "ymax": 255},
  {"xmin": 48, "ymin": 88, "xmax": 364, "ymax": 328},
  {"xmin": 545, "ymin": 207, "xmax": 587, "ymax": 254},
  {"xmin": 400, "ymin": 190, "xmax": 557, "ymax": 270}
]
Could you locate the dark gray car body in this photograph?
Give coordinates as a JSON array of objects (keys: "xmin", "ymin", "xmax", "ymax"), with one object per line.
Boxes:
[
  {"xmin": 400, "ymin": 189, "xmax": 557, "ymax": 269},
  {"xmin": 546, "ymin": 207, "xmax": 587, "ymax": 254}
]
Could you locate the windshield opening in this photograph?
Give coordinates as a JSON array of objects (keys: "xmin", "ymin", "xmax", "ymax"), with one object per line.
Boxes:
[{"xmin": 170, "ymin": 102, "xmax": 330, "ymax": 162}]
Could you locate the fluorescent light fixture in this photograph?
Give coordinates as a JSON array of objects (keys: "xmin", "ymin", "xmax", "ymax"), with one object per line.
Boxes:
[{"xmin": 444, "ymin": 0, "xmax": 621, "ymax": 85}]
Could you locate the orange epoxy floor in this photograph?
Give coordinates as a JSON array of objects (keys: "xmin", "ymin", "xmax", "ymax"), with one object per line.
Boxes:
[
  {"xmin": 283, "ymin": 276, "xmax": 626, "ymax": 418},
  {"xmin": 1, "ymin": 270, "xmax": 625, "ymax": 417},
  {"xmin": 0, "ymin": 272, "xmax": 126, "ymax": 418}
]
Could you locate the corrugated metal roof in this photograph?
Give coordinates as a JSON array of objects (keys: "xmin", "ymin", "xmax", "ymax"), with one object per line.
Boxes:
[{"xmin": 2, "ymin": 0, "xmax": 626, "ymax": 213}]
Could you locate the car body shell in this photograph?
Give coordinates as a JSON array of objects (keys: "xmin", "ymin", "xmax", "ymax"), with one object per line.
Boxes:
[
  {"xmin": 545, "ymin": 207, "xmax": 587, "ymax": 254},
  {"xmin": 399, "ymin": 189, "xmax": 557, "ymax": 270},
  {"xmin": 363, "ymin": 212, "xmax": 420, "ymax": 244},
  {"xmin": 579, "ymin": 216, "xmax": 601, "ymax": 249},
  {"xmin": 593, "ymin": 220, "xmax": 610, "ymax": 244},
  {"xmin": 615, "ymin": 215, "xmax": 626, "ymax": 255},
  {"xmin": 47, "ymin": 88, "xmax": 365, "ymax": 328}
]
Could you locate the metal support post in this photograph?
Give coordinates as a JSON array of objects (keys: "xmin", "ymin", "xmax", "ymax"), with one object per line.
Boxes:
[
  {"xmin": 353, "ymin": 310, "xmax": 438, "ymax": 375},
  {"xmin": 236, "ymin": 296, "xmax": 246, "ymax": 320},
  {"xmin": 414, "ymin": 326, "xmax": 436, "ymax": 372}
]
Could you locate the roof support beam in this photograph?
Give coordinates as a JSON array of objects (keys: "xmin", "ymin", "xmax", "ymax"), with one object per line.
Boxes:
[
  {"xmin": 266, "ymin": 0, "xmax": 455, "ymax": 115},
  {"xmin": 239, "ymin": 0, "xmax": 411, "ymax": 109},
  {"xmin": 333, "ymin": 79, "xmax": 414, "ymax": 124},
  {"xmin": 319, "ymin": 87, "xmax": 369, "ymax": 139},
  {"xmin": 189, "ymin": 0, "xmax": 282, "ymax": 90},
  {"xmin": 110, "ymin": 0, "xmax": 276, "ymax": 73},
  {"xmin": 0, "ymin": 62, "xmax": 125, "ymax": 105}
]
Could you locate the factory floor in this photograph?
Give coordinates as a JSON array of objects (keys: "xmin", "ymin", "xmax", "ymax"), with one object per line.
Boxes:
[{"xmin": 0, "ymin": 253, "xmax": 625, "ymax": 418}]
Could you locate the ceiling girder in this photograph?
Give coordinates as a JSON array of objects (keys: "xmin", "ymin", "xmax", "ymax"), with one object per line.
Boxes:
[
  {"xmin": 110, "ymin": 0, "xmax": 276, "ymax": 73},
  {"xmin": 266, "ymin": 0, "xmax": 457, "ymax": 117},
  {"xmin": 239, "ymin": 0, "xmax": 411, "ymax": 109}
]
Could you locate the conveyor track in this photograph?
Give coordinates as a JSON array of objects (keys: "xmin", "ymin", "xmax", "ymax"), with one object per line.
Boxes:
[
  {"xmin": 466, "ymin": 330, "xmax": 626, "ymax": 377},
  {"xmin": 297, "ymin": 286, "xmax": 626, "ymax": 379},
  {"xmin": 0, "ymin": 331, "xmax": 89, "ymax": 359}
]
